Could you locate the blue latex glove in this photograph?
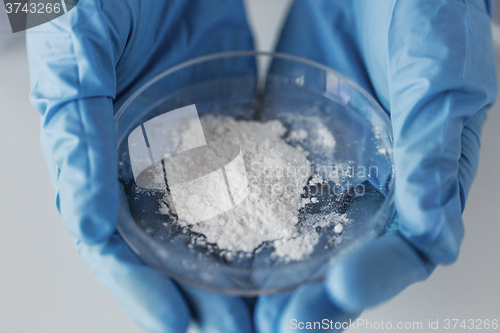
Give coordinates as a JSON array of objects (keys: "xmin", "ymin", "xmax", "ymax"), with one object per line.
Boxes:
[
  {"xmin": 27, "ymin": 1, "xmax": 257, "ymax": 332},
  {"xmin": 254, "ymin": 0, "xmax": 497, "ymax": 331},
  {"xmin": 27, "ymin": 0, "xmax": 497, "ymax": 332}
]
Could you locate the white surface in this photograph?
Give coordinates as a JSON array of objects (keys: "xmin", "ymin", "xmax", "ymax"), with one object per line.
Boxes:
[{"xmin": 1, "ymin": 1, "xmax": 499, "ymax": 332}]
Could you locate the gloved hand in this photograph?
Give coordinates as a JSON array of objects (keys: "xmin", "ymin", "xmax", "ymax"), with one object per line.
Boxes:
[
  {"xmin": 27, "ymin": 1, "xmax": 258, "ymax": 332},
  {"xmin": 27, "ymin": 0, "xmax": 497, "ymax": 332},
  {"xmin": 253, "ymin": 0, "xmax": 497, "ymax": 331}
]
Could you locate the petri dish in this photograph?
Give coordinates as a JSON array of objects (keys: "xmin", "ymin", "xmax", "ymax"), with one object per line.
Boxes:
[{"xmin": 114, "ymin": 51, "xmax": 394, "ymax": 295}]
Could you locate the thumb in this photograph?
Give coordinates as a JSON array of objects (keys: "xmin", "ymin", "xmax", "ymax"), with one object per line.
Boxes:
[
  {"xmin": 27, "ymin": 0, "xmax": 129, "ymax": 243},
  {"xmin": 387, "ymin": 0, "xmax": 497, "ymax": 264}
]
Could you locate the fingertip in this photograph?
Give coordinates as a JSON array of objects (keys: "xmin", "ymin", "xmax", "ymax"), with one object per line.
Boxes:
[
  {"xmin": 255, "ymin": 292, "xmax": 293, "ymax": 333},
  {"xmin": 58, "ymin": 155, "xmax": 120, "ymax": 244},
  {"xmin": 399, "ymin": 214, "xmax": 461, "ymax": 266},
  {"xmin": 178, "ymin": 284, "xmax": 254, "ymax": 333},
  {"xmin": 273, "ymin": 283, "xmax": 360, "ymax": 333},
  {"xmin": 61, "ymin": 186, "xmax": 119, "ymax": 244},
  {"xmin": 325, "ymin": 250, "xmax": 376, "ymax": 314},
  {"xmin": 325, "ymin": 232, "xmax": 433, "ymax": 313},
  {"xmin": 74, "ymin": 214, "xmax": 117, "ymax": 244}
]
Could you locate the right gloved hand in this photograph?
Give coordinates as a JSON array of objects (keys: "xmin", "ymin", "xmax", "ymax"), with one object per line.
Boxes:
[
  {"xmin": 253, "ymin": 1, "xmax": 497, "ymax": 332},
  {"xmin": 27, "ymin": 1, "xmax": 257, "ymax": 332}
]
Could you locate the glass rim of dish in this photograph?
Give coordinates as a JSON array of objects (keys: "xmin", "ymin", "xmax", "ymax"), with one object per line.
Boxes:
[
  {"xmin": 113, "ymin": 51, "xmax": 395, "ymax": 295},
  {"xmin": 115, "ymin": 51, "xmax": 391, "ymax": 128}
]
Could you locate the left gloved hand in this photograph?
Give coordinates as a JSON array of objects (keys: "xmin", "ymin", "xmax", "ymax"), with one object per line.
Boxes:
[
  {"xmin": 27, "ymin": 1, "xmax": 258, "ymax": 332},
  {"xmin": 254, "ymin": 1, "xmax": 497, "ymax": 332}
]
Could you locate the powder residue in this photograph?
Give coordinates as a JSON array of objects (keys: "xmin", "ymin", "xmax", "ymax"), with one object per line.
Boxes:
[{"xmin": 159, "ymin": 116, "xmax": 347, "ymax": 261}]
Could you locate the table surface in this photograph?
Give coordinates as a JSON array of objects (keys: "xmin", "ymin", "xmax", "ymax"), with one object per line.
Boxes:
[{"xmin": 1, "ymin": 1, "xmax": 499, "ymax": 332}]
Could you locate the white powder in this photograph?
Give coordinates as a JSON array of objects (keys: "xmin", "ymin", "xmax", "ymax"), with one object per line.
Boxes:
[
  {"xmin": 316, "ymin": 127, "xmax": 336, "ymax": 148},
  {"xmin": 288, "ymin": 129, "xmax": 308, "ymax": 141},
  {"xmin": 158, "ymin": 116, "xmax": 347, "ymax": 261}
]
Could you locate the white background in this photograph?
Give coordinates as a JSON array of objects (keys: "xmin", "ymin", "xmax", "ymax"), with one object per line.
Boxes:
[{"xmin": 1, "ymin": 1, "xmax": 499, "ymax": 332}]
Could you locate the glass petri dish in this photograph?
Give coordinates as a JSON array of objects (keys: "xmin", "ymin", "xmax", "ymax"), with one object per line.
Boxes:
[{"xmin": 114, "ymin": 51, "xmax": 394, "ymax": 295}]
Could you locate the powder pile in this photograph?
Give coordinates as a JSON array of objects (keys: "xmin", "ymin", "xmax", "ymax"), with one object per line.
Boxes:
[{"xmin": 159, "ymin": 116, "xmax": 347, "ymax": 261}]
